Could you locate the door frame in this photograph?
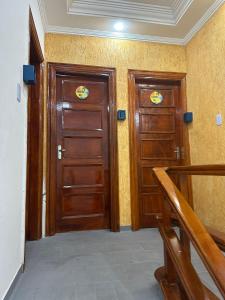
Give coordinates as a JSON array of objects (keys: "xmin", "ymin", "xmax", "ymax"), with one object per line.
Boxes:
[
  {"xmin": 128, "ymin": 70, "xmax": 191, "ymax": 231},
  {"xmin": 46, "ymin": 63, "xmax": 119, "ymax": 235},
  {"xmin": 26, "ymin": 9, "xmax": 44, "ymax": 240}
]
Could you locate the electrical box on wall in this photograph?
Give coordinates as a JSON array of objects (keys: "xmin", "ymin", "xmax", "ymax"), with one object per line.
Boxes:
[
  {"xmin": 117, "ymin": 110, "xmax": 126, "ymax": 121},
  {"xmin": 23, "ymin": 65, "xmax": 36, "ymax": 85},
  {"xmin": 183, "ymin": 112, "xmax": 193, "ymax": 124}
]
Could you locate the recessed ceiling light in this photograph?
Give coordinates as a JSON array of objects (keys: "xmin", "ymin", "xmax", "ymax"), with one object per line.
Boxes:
[{"xmin": 114, "ymin": 22, "xmax": 125, "ymax": 32}]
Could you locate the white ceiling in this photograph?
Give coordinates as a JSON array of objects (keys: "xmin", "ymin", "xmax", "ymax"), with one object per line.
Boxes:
[{"xmin": 38, "ymin": 0, "xmax": 225, "ymax": 45}]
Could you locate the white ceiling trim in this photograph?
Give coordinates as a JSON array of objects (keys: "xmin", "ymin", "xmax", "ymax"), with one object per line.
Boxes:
[
  {"xmin": 183, "ymin": 0, "xmax": 225, "ymax": 44},
  {"xmin": 67, "ymin": 0, "xmax": 193, "ymax": 26},
  {"xmin": 47, "ymin": 25, "xmax": 184, "ymax": 45},
  {"xmin": 38, "ymin": 0, "xmax": 225, "ymax": 46},
  {"xmin": 173, "ymin": 0, "xmax": 193, "ymax": 24}
]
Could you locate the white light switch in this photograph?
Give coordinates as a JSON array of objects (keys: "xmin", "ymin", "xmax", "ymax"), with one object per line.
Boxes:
[
  {"xmin": 17, "ymin": 83, "xmax": 21, "ymax": 103},
  {"xmin": 216, "ymin": 114, "xmax": 222, "ymax": 126}
]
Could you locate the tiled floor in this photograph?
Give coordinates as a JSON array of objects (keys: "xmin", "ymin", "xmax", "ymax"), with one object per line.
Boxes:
[{"xmin": 9, "ymin": 229, "xmax": 222, "ymax": 300}]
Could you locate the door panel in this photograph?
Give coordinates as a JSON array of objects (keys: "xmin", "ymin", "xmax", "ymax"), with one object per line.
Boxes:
[
  {"xmin": 56, "ymin": 74, "xmax": 110, "ymax": 232},
  {"xmin": 140, "ymin": 88, "xmax": 175, "ymax": 107},
  {"xmin": 141, "ymin": 194, "xmax": 163, "ymax": 214},
  {"xmin": 62, "ymin": 79, "xmax": 105, "ymax": 104},
  {"xmin": 63, "ymin": 165, "xmax": 104, "ymax": 187},
  {"xmin": 63, "ymin": 137, "xmax": 103, "ymax": 159},
  {"xmin": 136, "ymin": 82, "xmax": 183, "ymax": 228},
  {"xmin": 63, "ymin": 109, "xmax": 103, "ymax": 131},
  {"xmin": 140, "ymin": 113, "xmax": 175, "ymax": 133},
  {"xmin": 141, "ymin": 138, "xmax": 177, "ymax": 160},
  {"xmin": 62, "ymin": 193, "xmax": 105, "ymax": 217}
]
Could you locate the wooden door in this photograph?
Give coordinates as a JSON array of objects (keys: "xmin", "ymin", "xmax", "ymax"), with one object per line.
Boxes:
[
  {"xmin": 55, "ymin": 74, "xmax": 111, "ymax": 232},
  {"xmin": 132, "ymin": 77, "xmax": 185, "ymax": 228}
]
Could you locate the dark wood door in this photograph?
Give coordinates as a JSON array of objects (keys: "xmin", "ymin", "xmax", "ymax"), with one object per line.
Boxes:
[
  {"xmin": 55, "ymin": 74, "xmax": 110, "ymax": 232},
  {"xmin": 135, "ymin": 80, "xmax": 183, "ymax": 228}
]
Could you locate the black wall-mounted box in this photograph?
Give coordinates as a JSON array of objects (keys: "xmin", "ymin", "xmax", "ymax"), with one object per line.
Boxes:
[
  {"xmin": 184, "ymin": 112, "xmax": 193, "ymax": 123},
  {"xmin": 117, "ymin": 110, "xmax": 126, "ymax": 121},
  {"xmin": 23, "ymin": 65, "xmax": 36, "ymax": 85}
]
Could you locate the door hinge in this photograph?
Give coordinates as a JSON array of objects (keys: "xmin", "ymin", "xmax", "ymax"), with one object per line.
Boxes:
[
  {"xmin": 174, "ymin": 146, "xmax": 181, "ymax": 160},
  {"xmin": 57, "ymin": 145, "xmax": 66, "ymax": 160}
]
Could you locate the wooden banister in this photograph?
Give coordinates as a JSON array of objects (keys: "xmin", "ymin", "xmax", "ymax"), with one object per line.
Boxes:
[
  {"xmin": 166, "ymin": 164, "xmax": 225, "ymax": 176},
  {"xmin": 153, "ymin": 165, "xmax": 225, "ymax": 299},
  {"xmin": 158, "ymin": 225, "xmax": 220, "ymax": 300}
]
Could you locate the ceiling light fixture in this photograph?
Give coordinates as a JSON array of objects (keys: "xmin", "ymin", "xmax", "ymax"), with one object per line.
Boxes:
[{"xmin": 114, "ymin": 22, "xmax": 125, "ymax": 32}]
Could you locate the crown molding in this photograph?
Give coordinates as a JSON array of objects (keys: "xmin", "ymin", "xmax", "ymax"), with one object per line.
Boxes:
[
  {"xmin": 183, "ymin": 0, "xmax": 225, "ymax": 44},
  {"xmin": 67, "ymin": 0, "xmax": 192, "ymax": 26},
  {"xmin": 41, "ymin": 0, "xmax": 225, "ymax": 46},
  {"xmin": 173, "ymin": 0, "xmax": 193, "ymax": 24},
  {"xmin": 47, "ymin": 25, "xmax": 184, "ymax": 45},
  {"xmin": 172, "ymin": 0, "xmax": 182, "ymax": 11}
]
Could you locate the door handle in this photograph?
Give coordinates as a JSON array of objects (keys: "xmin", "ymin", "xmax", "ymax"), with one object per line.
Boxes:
[
  {"xmin": 57, "ymin": 145, "xmax": 66, "ymax": 160},
  {"xmin": 174, "ymin": 146, "xmax": 181, "ymax": 160}
]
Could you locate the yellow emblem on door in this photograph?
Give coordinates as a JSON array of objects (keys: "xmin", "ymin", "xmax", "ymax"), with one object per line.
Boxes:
[
  {"xmin": 150, "ymin": 91, "xmax": 163, "ymax": 104},
  {"xmin": 75, "ymin": 86, "xmax": 89, "ymax": 100}
]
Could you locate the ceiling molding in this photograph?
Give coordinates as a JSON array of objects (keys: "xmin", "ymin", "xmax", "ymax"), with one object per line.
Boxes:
[
  {"xmin": 67, "ymin": 0, "xmax": 192, "ymax": 26},
  {"xmin": 173, "ymin": 0, "xmax": 193, "ymax": 23},
  {"xmin": 183, "ymin": 0, "xmax": 225, "ymax": 44},
  {"xmin": 47, "ymin": 25, "xmax": 184, "ymax": 45},
  {"xmin": 39, "ymin": 0, "xmax": 225, "ymax": 46}
]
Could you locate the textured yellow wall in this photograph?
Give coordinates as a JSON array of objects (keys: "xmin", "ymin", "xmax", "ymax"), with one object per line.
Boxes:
[
  {"xmin": 186, "ymin": 4, "xmax": 225, "ymax": 232},
  {"xmin": 45, "ymin": 34, "xmax": 186, "ymax": 225}
]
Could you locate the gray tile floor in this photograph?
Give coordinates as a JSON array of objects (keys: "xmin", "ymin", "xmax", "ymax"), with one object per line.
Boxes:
[{"xmin": 9, "ymin": 229, "xmax": 222, "ymax": 300}]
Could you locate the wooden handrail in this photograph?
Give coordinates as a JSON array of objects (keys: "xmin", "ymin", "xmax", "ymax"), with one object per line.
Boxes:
[
  {"xmin": 167, "ymin": 164, "xmax": 225, "ymax": 251},
  {"xmin": 153, "ymin": 166, "xmax": 225, "ymax": 299},
  {"xmin": 166, "ymin": 164, "xmax": 225, "ymax": 176}
]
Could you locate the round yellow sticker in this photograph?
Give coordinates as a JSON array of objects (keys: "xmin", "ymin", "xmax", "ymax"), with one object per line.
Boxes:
[
  {"xmin": 75, "ymin": 86, "xmax": 89, "ymax": 100},
  {"xmin": 150, "ymin": 91, "xmax": 163, "ymax": 104}
]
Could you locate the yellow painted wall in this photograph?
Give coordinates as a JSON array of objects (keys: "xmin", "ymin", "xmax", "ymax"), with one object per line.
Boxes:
[
  {"xmin": 45, "ymin": 34, "xmax": 186, "ymax": 225},
  {"xmin": 186, "ymin": 4, "xmax": 225, "ymax": 231}
]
